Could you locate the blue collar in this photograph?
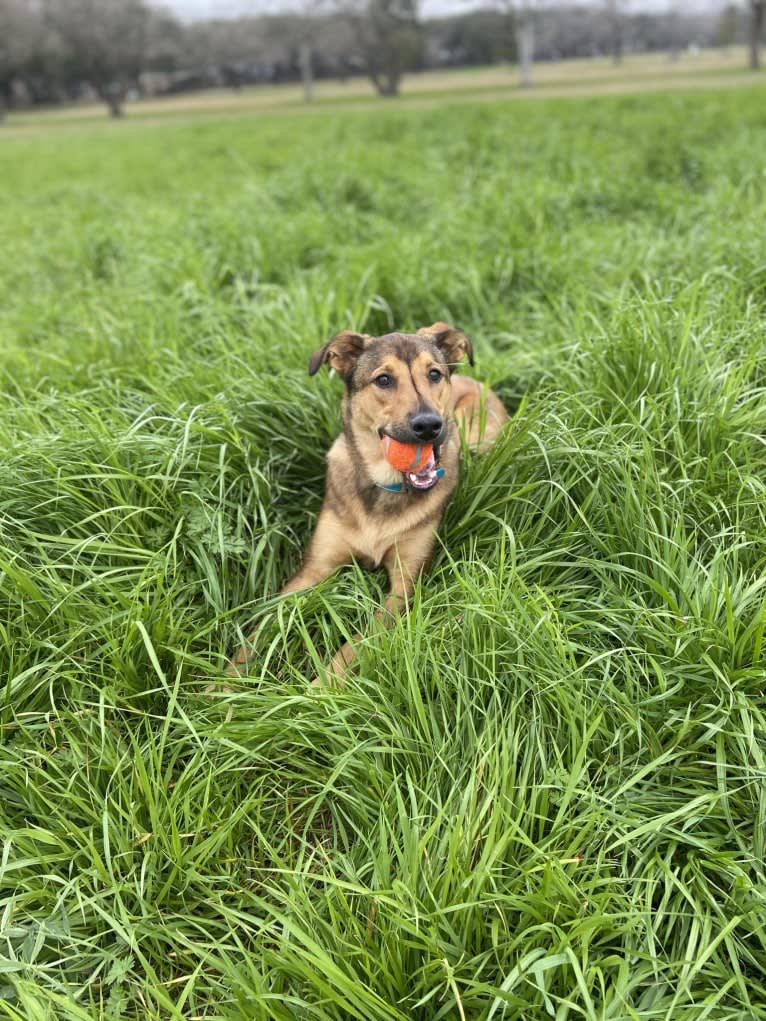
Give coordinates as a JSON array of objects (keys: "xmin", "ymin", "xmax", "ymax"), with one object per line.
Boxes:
[{"xmin": 376, "ymin": 468, "xmax": 445, "ymax": 493}]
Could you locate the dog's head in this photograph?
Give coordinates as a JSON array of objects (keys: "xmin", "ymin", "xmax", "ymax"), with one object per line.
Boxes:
[
  {"xmin": 308, "ymin": 322, "xmax": 473, "ymax": 491},
  {"xmin": 308, "ymin": 322, "xmax": 473, "ymax": 445}
]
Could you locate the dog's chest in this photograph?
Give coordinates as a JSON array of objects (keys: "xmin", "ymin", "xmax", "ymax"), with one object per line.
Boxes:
[
  {"xmin": 350, "ymin": 501, "xmax": 430, "ymax": 566},
  {"xmin": 325, "ymin": 434, "xmax": 455, "ymax": 567}
]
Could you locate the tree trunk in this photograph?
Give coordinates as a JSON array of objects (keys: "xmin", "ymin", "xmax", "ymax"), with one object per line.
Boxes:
[
  {"xmin": 516, "ymin": 15, "xmax": 534, "ymax": 88},
  {"xmin": 379, "ymin": 76, "xmax": 399, "ymax": 96},
  {"xmin": 608, "ymin": 0, "xmax": 623, "ymax": 65},
  {"xmin": 750, "ymin": 0, "xmax": 765, "ymax": 70},
  {"xmin": 369, "ymin": 67, "xmax": 400, "ymax": 97},
  {"xmin": 299, "ymin": 41, "xmax": 314, "ymax": 103},
  {"xmin": 101, "ymin": 83, "xmax": 125, "ymax": 118},
  {"xmin": 612, "ymin": 32, "xmax": 624, "ymax": 66}
]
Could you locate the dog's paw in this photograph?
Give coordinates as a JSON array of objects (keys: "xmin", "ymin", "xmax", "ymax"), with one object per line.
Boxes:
[
  {"xmin": 203, "ymin": 681, "xmax": 234, "ymax": 721},
  {"xmin": 309, "ymin": 672, "xmax": 343, "ymax": 692}
]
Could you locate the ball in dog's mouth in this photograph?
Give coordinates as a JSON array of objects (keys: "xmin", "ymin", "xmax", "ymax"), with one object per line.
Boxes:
[
  {"xmin": 379, "ymin": 432, "xmax": 443, "ymax": 491},
  {"xmin": 380, "ymin": 434, "xmax": 433, "ymax": 471}
]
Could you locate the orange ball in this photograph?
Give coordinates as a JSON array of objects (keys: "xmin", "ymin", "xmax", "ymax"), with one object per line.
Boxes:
[{"xmin": 380, "ymin": 436, "xmax": 433, "ymax": 472}]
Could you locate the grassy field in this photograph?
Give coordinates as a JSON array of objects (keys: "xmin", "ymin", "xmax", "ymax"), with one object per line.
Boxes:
[
  {"xmin": 1, "ymin": 81, "xmax": 766, "ymax": 1019},
  {"xmin": 2, "ymin": 47, "xmax": 762, "ymax": 129}
]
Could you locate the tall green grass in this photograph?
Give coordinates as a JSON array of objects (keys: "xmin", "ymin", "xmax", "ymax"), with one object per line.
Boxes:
[{"xmin": 1, "ymin": 88, "xmax": 765, "ymax": 1018}]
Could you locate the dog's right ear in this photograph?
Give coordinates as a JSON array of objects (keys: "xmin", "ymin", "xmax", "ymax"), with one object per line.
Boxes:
[{"xmin": 308, "ymin": 331, "xmax": 370, "ymax": 381}]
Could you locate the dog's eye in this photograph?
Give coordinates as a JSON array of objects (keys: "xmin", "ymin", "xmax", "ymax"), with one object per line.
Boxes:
[
  {"xmin": 374, "ymin": 373, "xmax": 393, "ymax": 388},
  {"xmin": 428, "ymin": 368, "xmax": 443, "ymax": 383}
]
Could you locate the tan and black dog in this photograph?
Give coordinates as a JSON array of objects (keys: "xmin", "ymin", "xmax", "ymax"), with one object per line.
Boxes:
[{"xmin": 229, "ymin": 322, "xmax": 508, "ymax": 679}]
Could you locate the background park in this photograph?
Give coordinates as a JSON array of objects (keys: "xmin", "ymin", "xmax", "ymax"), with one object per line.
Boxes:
[{"xmin": 1, "ymin": 1, "xmax": 766, "ymax": 1018}]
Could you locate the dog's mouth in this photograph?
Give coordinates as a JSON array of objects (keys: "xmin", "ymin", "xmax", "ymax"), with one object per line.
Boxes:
[
  {"xmin": 378, "ymin": 428, "xmax": 443, "ymax": 492},
  {"xmin": 405, "ymin": 445, "xmax": 442, "ymax": 490}
]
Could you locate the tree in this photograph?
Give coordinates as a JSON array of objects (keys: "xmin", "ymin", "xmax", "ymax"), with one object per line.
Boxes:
[
  {"xmin": 716, "ymin": 3, "xmax": 740, "ymax": 49},
  {"xmin": 294, "ymin": 0, "xmax": 331, "ymax": 103},
  {"xmin": 143, "ymin": 7, "xmax": 186, "ymax": 76},
  {"xmin": 431, "ymin": 9, "xmax": 511, "ymax": 67},
  {"xmin": 750, "ymin": 0, "xmax": 765, "ymax": 69},
  {"xmin": 606, "ymin": 0, "xmax": 624, "ymax": 65},
  {"xmin": 265, "ymin": 0, "xmax": 332, "ymax": 103},
  {"xmin": 43, "ymin": 0, "xmax": 157, "ymax": 117},
  {"xmin": 346, "ymin": 0, "xmax": 421, "ymax": 97},
  {"xmin": 516, "ymin": 3, "xmax": 534, "ymax": 87},
  {"xmin": 496, "ymin": 1, "xmax": 542, "ymax": 89},
  {"xmin": 185, "ymin": 15, "xmax": 261, "ymax": 83},
  {"xmin": 0, "ymin": 0, "xmax": 41, "ymax": 120}
]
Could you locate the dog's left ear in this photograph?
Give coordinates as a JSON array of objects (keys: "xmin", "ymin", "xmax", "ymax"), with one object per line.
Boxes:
[
  {"xmin": 308, "ymin": 330, "xmax": 370, "ymax": 381},
  {"xmin": 417, "ymin": 322, "xmax": 474, "ymax": 371}
]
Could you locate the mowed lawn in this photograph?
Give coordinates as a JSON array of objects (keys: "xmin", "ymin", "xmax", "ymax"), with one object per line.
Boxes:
[
  {"xmin": 1, "ymin": 85, "xmax": 766, "ymax": 1019},
  {"xmin": 2, "ymin": 47, "xmax": 762, "ymax": 128}
]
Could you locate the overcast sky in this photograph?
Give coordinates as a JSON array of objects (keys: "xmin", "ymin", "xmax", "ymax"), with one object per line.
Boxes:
[{"xmin": 162, "ymin": 0, "xmax": 726, "ymax": 22}]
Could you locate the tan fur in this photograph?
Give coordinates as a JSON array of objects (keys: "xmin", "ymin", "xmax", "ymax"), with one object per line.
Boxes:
[{"xmin": 228, "ymin": 322, "xmax": 509, "ymax": 681}]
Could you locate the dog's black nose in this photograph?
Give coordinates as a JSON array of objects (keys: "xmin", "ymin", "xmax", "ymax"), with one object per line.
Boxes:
[{"xmin": 410, "ymin": 412, "xmax": 443, "ymax": 441}]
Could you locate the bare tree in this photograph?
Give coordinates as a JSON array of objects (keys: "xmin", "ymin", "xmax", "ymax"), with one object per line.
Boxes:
[
  {"xmin": 715, "ymin": 3, "xmax": 740, "ymax": 50},
  {"xmin": 185, "ymin": 15, "xmax": 261, "ymax": 84},
  {"xmin": 496, "ymin": 1, "xmax": 542, "ymax": 88},
  {"xmin": 516, "ymin": 3, "xmax": 534, "ymax": 86},
  {"xmin": 284, "ymin": 0, "xmax": 332, "ymax": 103},
  {"xmin": 345, "ymin": 0, "xmax": 421, "ymax": 97},
  {"xmin": 750, "ymin": 0, "xmax": 765, "ymax": 69},
  {"xmin": 144, "ymin": 7, "xmax": 186, "ymax": 75},
  {"xmin": 0, "ymin": 0, "xmax": 41, "ymax": 120},
  {"xmin": 43, "ymin": 0, "xmax": 155, "ymax": 117},
  {"xmin": 607, "ymin": 0, "xmax": 624, "ymax": 64}
]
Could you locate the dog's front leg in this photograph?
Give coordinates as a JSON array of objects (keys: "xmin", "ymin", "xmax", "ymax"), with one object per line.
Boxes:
[
  {"xmin": 227, "ymin": 510, "xmax": 352, "ymax": 673},
  {"xmin": 322, "ymin": 529, "xmax": 437, "ymax": 682}
]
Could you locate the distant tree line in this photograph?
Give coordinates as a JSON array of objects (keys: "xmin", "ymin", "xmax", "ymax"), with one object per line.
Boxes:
[{"xmin": 0, "ymin": 0, "xmax": 764, "ymax": 120}]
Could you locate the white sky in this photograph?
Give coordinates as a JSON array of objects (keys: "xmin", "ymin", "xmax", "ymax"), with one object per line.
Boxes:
[{"xmin": 163, "ymin": 0, "xmax": 727, "ymax": 22}]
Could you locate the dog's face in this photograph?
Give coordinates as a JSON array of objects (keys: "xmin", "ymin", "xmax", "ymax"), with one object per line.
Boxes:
[
  {"xmin": 308, "ymin": 323, "xmax": 474, "ymax": 491},
  {"xmin": 308, "ymin": 322, "xmax": 473, "ymax": 447}
]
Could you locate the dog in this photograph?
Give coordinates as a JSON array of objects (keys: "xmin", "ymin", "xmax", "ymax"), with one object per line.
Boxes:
[{"xmin": 228, "ymin": 322, "xmax": 508, "ymax": 680}]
